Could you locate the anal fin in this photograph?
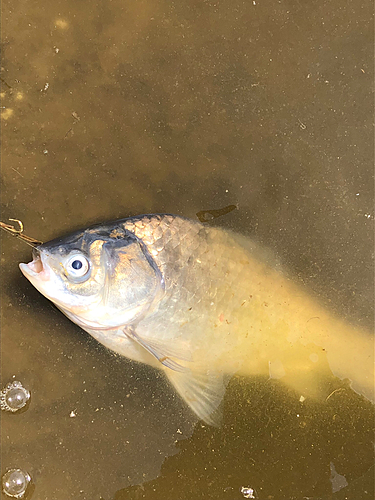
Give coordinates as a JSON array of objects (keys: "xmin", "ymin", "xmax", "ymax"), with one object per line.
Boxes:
[{"xmin": 165, "ymin": 367, "xmax": 227, "ymax": 426}]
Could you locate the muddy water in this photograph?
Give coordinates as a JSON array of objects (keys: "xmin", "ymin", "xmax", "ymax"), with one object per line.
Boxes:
[{"xmin": 1, "ymin": 1, "xmax": 373, "ymax": 499}]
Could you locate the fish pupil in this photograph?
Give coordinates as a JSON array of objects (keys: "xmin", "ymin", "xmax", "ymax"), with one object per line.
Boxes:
[{"xmin": 71, "ymin": 260, "xmax": 83, "ymax": 270}]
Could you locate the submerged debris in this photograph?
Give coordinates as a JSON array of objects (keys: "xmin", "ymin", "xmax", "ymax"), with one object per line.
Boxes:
[{"xmin": 196, "ymin": 204, "xmax": 237, "ymax": 222}]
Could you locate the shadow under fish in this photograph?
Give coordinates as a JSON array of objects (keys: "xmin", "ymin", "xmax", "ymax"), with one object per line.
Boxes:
[{"xmin": 112, "ymin": 376, "xmax": 375, "ymax": 500}]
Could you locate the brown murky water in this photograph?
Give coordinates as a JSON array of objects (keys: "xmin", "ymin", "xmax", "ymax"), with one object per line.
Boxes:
[{"xmin": 1, "ymin": 1, "xmax": 374, "ymax": 499}]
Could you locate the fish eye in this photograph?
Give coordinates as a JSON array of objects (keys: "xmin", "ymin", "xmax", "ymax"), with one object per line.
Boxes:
[
  {"xmin": 72, "ymin": 260, "xmax": 83, "ymax": 270},
  {"xmin": 65, "ymin": 254, "xmax": 90, "ymax": 280}
]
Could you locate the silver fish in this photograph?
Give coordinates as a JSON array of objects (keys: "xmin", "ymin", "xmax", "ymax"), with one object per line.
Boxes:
[{"xmin": 19, "ymin": 214, "xmax": 374, "ymax": 424}]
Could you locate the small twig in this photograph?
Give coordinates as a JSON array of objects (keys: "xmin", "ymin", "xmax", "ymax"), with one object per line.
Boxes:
[
  {"xmin": 64, "ymin": 111, "xmax": 81, "ymax": 138},
  {"xmin": 64, "ymin": 127, "xmax": 73, "ymax": 138},
  {"xmin": 0, "ymin": 77, "xmax": 12, "ymax": 89},
  {"xmin": 325, "ymin": 388, "xmax": 346, "ymax": 402},
  {"xmin": 11, "ymin": 167, "xmax": 24, "ymax": 178}
]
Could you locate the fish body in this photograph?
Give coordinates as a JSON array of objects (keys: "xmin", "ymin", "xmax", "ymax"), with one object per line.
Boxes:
[{"xmin": 20, "ymin": 214, "xmax": 374, "ymax": 423}]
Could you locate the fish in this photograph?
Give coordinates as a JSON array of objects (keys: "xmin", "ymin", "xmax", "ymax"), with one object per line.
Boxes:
[{"xmin": 19, "ymin": 214, "xmax": 374, "ymax": 424}]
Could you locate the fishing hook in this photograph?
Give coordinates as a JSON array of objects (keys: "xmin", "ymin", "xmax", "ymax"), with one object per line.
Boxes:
[{"xmin": 0, "ymin": 219, "xmax": 43, "ymax": 247}]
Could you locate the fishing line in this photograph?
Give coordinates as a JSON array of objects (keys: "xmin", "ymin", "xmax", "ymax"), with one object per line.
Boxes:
[{"xmin": 0, "ymin": 219, "xmax": 43, "ymax": 247}]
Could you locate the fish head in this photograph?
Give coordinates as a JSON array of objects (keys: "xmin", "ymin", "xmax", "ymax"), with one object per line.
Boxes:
[{"xmin": 19, "ymin": 225, "xmax": 164, "ymax": 329}]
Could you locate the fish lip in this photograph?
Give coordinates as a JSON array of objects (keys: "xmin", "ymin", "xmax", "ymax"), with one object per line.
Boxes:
[{"xmin": 19, "ymin": 250, "xmax": 50, "ymax": 281}]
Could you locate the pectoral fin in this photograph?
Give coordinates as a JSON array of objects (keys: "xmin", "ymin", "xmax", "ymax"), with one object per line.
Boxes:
[
  {"xmin": 165, "ymin": 367, "xmax": 227, "ymax": 426},
  {"xmin": 123, "ymin": 327, "xmax": 227, "ymax": 425},
  {"xmin": 123, "ymin": 327, "xmax": 190, "ymax": 372}
]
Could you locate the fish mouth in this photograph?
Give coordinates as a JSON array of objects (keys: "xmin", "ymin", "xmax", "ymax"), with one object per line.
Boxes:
[{"xmin": 19, "ymin": 250, "xmax": 50, "ymax": 281}]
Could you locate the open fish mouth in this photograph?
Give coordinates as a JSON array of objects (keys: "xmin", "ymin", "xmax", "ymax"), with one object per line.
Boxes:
[{"xmin": 19, "ymin": 250, "xmax": 50, "ymax": 281}]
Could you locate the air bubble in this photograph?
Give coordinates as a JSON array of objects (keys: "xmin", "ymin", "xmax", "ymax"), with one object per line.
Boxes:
[
  {"xmin": 0, "ymin": 381, "xmax": 30, "ymax": 412},
  {"xmin": 2, "ymin": 469, "xmax": 31, "ymax": 498},
  {"xmin": 241, "ymin": 486, "xmax": 258, "ymax": 499}
]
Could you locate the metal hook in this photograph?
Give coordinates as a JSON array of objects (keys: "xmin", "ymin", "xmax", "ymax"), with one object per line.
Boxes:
[
  {"xmin": 7, "ymin": 218, "xmax": 24, "ymax": 234},
  {"xmin": 0, "ymin": 219, "xmax": 43, "ymax": 247}
]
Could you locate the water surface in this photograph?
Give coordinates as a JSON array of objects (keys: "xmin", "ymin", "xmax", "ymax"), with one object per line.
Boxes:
[{"xmin": 1, "ymin": 0, "xmax": 373, "ymax": 499}]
